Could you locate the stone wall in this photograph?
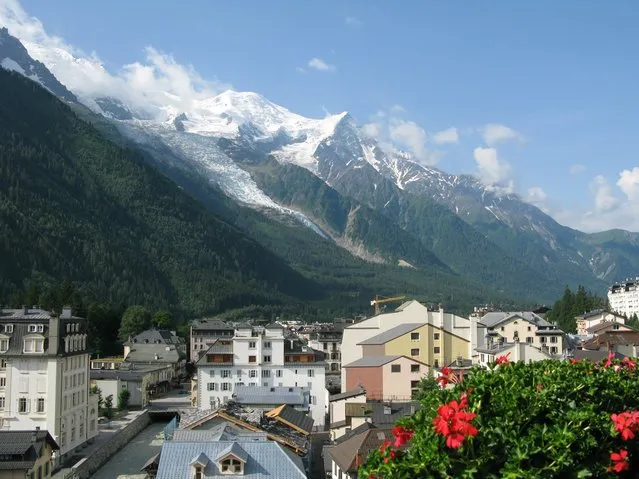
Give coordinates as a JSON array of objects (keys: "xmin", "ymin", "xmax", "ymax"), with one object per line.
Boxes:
[{"xmin": 70, "ymin": 412, "xmax": 151, "ymax": 479}]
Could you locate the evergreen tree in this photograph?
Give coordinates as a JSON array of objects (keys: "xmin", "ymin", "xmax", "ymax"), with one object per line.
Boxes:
[{"xmin": 118, "ymin": 306, "xmax": 152, "ymax": 341}]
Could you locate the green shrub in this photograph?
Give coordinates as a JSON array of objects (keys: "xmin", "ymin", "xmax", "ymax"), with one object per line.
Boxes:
[{"xmin": 360, "ymin": 354, "xmax": 639, "ymax": 478}]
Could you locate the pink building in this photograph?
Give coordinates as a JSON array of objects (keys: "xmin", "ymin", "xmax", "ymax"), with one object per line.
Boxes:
[{"xmin": 342, "ymin": 355, "xmax": 427, "ymax": 401}]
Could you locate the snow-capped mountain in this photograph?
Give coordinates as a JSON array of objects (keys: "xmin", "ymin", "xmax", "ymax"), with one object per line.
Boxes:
[{"xmin": 3, "ymin": 27, "xmax": 639, "ymax": 299}]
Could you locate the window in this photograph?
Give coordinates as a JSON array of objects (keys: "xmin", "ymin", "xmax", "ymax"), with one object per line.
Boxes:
[
  {"xmin": 264, "ymin": 341, "xmax": 271, "ymax": 349},
  {"xmin": 249, "ymin": 370, "xmax": 257, "ymax": 378},
  {"xmin": 0, "ymin": 378, "xmax": 5, "ymax": 387},
  {"xmin": 28, "ymin": 324, "xmax": 37, "ymax": 333},
  {"xmin": 249, "ymin": 382, "xmax": 256, "ymax": 387},
  {"xmin": 527, "ymin": 326, "xmax": 532, "ymax": 331},
  {"xmin": 194, "ymin": 465, "xmax": 203, "ymax": 479},
  {"xmin": 4, "ymin": 325, "xmax": 12, "ymax": 333},
  {"xmin": 311, "ymin": 395, "xmax": 317, "ymax": 405},
  {"xmin": 434, "ymin": 347, "xmax": 441, "ymax": 354},
  {"xmin": 207, "ymin": 383, "xmax": 218, "ymax": 391},
  {"xmin": 248, "ymin": 355, "xmax": 256, "ymax": 363},
  {"xmin": 550, "ymin": 347, "xmax": 558, "ymax": 354},
  {"xmin": 37, "ymin": 324, "xmax": 44, "ymax": 333},
  {"xmin": 410, "ymin": 348, "xmax": 420, "ymax": 357},
  {"xmin": 236, "ymin": 370, "xmax": 242, "ymax": 377},
  {"xmin": 411, "ymin": 364, "xmax": 420, "ymax": 373},
  {"xmin": 37, "ymin": 398, "xmax": 45, "ymax": 413},
  {"xmin": 307, "ymin": 369, "xmax": 314, "ymax": 377},
  {"xmin": 0, "ymin": 360, "xmax": 6, "ymax": 369},
  {"xmin": 0, "ymin": 339, "xmax": 8, "ymax": 352},
  {"xmin": 276, "ymin": 370, "xmax": 283, "ymax": 377},
  {"xmin": 249, "ymin": 341, "xmax": 256, "ymax": 349},
  {"xmin": 391, "ymin": 364, "xmax": 401, "ymax": 373},
  {"xmin": 434, "ymin": 333, "xmax": 440, "ymax": 340},
  {"xmin": 0, "ymin": 397, "xmax": 4, "ymax": 409},
  {"xmin": 261, "ymin": 370, "xmax": 270, "ymax": 378},
  {"xmin": 222, "ymin": 383, "xmax": 230, "ymax": 391},
  {"xmin": 550, "ymin": 336, "xmax": 557, "ymax": 343},
  {"xmin": 540, "ymin": 337, "xmax": 547, "ymax": 343},
  {"xmin": 222, "ymin": 370, "xmax": 231, "ymax": 378},
  {"xmin": 264, "ymin": 355, "xmax": 271, "ymax": 363},
  {"xmin": 526, "ymin": 337, "xmax": 533, "ymax": 344},
  {"xmin": 209, "ymin": 370, "xmax": 216, "ymax": 376},
  {"xmin": 18, "ymin": 397, "xmax": 27, "ymax": 413},
  {"xmin": 221, "ymin": 458, "xmax": 243, "ymax": 473},
  {"xmin": 410, "ymin": 332, "xmax": 420, "ymax": 341},
  {"xmin": 434, "ymin": 359, "xmax": 439, "ymax": 368},
  {"xmin": 501, "ymin": 326, "xmax": 505, "ymax": 331}
]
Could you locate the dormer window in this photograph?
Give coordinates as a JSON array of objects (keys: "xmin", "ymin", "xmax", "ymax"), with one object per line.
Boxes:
[
  {"xmin": 28, "ymin": 324, "xmax": 37, "ymax": 333},
  {"xmin": 221, "ymin": 458, "xmax": 243, "ymax": 474},
  {"xmin": 194, "ymin": 465, "xmax": 203, "ymax": 479},
  {"xmin": 0, "ymin": 337, "xmax": 8, "ymax": 353},
  {"xmin": 37, "ymin": 324, "xmax": 44, "ymax": 333},
  {"xmin": 3, "ymin": 325, "xmax": 12, "ymax": 334}
]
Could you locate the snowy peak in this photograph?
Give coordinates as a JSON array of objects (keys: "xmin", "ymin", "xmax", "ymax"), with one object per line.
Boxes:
[{"xmin": 0, "ymin": 27, "xmax": 77, "ymax": 102}]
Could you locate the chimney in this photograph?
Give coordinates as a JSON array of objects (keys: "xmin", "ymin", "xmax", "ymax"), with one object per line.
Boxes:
[
  {"xmin": 22, "ymin": 305, "xmax": 28, "ymax": 315},
  {"xmin": 456, "ymin": 355, "xmax": 463, "ymax": 367},
  {"xmin": 48, "ymin": 314, "xmax": 60, "ymax": 356},
  {"xmin": 61, "ymin": 306, "xmax": 72, "ymax": 319}
]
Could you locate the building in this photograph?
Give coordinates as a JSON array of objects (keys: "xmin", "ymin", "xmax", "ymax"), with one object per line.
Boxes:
[
  {"xmin": 194, "ymin": 323, "xmax": 326, "ymax": 427},
  {"xmin": 477, "ymin": 311, "xmax": 565, "ymax": 357},
  {"xmin": 90, "ymin": 363, "xmax": 174, "ymax": 408},
  {"xmin": 475, "ymin": 342, "xmax": 553, "ymax": 368},
  {"xmin": 328, "ymin": 427, "xmax": 392, "ymax": 479},
  {"xmin": 307, "ymin": 326, "xmax": 343, "ymax": 374},
  {"xmin": 123, "ymin": 329, "xmax": 186, "ymax": 381},
  {"xmin": 328, "ymin": 387, "xmax": 367, "ymax": 441},
  {"xmin": 581, "ymin": 331, "xmax": 639, "ymax": 357},
  {"xmin": 341, "ymin": 301, "xmax": 477, "ymax": 390},
  {"xmin": 0, "ymin": 430, "xmax": 59, "ymax": 479},
  {"xmin": 0, "ymin": 307, "xmax": 98, "ymax": 465},
  {"xmin": 232, "ymin": 386, "xmax": 310, "ymax": 412},
  {"xmin": 155, "ymin": 430, "xmax": 307, "ymax": 479},
  {"xmin": 576, "ymin": 310, "xmax": 627, "ymax": 336},
  {"xmin": 342, "ymin": 355, "xmax": 428, "ymax": 401},
  {"xmin": 189, "ymin": 319, "xmax": 234, "ymax": 361},
  {"xmin": 585, "ymin": 321, "xmax": 634, "ymax": 337},
  {"xmin": 609, "ymin": 278, "xmax": 639, "ymax": 318}
]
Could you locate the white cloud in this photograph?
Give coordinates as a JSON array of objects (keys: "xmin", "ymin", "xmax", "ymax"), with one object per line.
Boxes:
[
  {"xmin": 389, "ymin": 119, "xmax": 429, "ymax": 162},
  {"xmin": 295, "ymin": 66, "xmax": 306, "ymax": 74},
  {"xmin": 432, "ymin": 127, "xmax": 459, "ymax": 145},
  {"xmin": 389, "ymin": 104, "xmax": 405, "ymax": 113},
  {"xmin": 617, "ymin": 167, "xmax": 639, "ymax": 201},
  {"xmin": 481, "ymin": 123, "xmax": 523, "ymax": 146},
  {"xmin": 473, "ymin": 147, "xmax": 512, "ymax": 189},
  {"xmin": 345, "ymin": 16, "xmax": 363, "ymax": 27},
  {"xmin": 570, "ymin": 163, "xmax": 586, "ymax": 175},
  {"xmin": 0, "ymin": 0, "xmax": 231, "ymax": 117},
  {"xmin": 590, "ymin": 175, "xmax": 619, "ymax": 212},
  {"xmin": 307, "ymin": 57, "xmax": 336, "ymax": 72},
  {"xmin": 526, "ymin": 186, "xmax": 548, "ymax": 204}
]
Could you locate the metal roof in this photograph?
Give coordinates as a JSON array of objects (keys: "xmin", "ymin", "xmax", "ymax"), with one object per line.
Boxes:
[
  {"xmin": 0, "ymin": 430, "xmax": 59, "ymax": 470},
  {"xmin": 191, "ymin": 319, "xmax": 234, "ymax": 331},
  {"xmin": 479, "ymin": 311, "xmax": 557, "ymax": 329},
  {"xmin": 233, "ymin": 386, "xmax": 307, "ymax": 406},
  {"xmin": 357, "ymin": 323, "xmax": 423, "ymax": 345},
  {"xmin": 125, "ymin": 329, "xmax": 183, "ymax": 346},
  {"xmin": 343, "ymin": 355, "xmax": 402, "ymax": 368},
  {"xmin": 329, "ymin": 386, "xmax": 366, "ymax": 402},
  {"xmin": 265, "ymin": 405, "xmax": 314, "ymax": 435},
  {"xmin": 329, "ymin": 428, "xmax": 391, "ymax": 473},
  {"xmin": 156, "ymin": 441, "xmax": 306, "ymax": 479}
]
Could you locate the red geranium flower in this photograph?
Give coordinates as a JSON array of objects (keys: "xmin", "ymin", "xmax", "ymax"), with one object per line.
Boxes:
[
  {"xmin": 623, "ymin": 357, "xmax": 637, "ymax": 370},
  {"xmin": 609, "ymin": 449, "xmax": 630, "ymax": 473},
  {"xmin": 378, "ymin": 439, "xmax": 391, "ymax": 453},
  {"xmin": 432, "ymin": 397, "xmax": 478, "ymax": 448},
  {"xmin": 391, "ymin": 425, "xmax": 414, "ymax": 448},
  {"xmin": 611, "ymin": 411, "xmax": 639, "ymax": 440},
  {"xmin": 569, "ymin": 358, "xmax": 580, "ymax": 364},
  {"xmin": 604, "ymin": 351, "xmax": 615, "ymax": 368},
  {"xmin": 495, "ymin": 352, "xmax": 511, "ymax": 365}
]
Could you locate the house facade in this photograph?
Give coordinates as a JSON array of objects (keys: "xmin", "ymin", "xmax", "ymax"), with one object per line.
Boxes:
[
  {"xmin": 123, "ymin": 329, "xmax": 186, "ymax": 381},
  {"xmin": 608, "ymin": 279, "xmax": 639, "ymax": 318},
  {"xmin": 0, "ymin": 307, "xmax": 98, "ymax": 466},
  {"xmin": 307, "ymin": 326, "xmax": 343, "ymax": 374},
  {"xmin": 328, "ymin": 387, "xmax": 367, "ymax": 441},
  {"xmin": 342, "ymin": 355, "xmax": 428, "ymax": 401},
  {"xmin": 194, "ymin": 324, "xmax": 326, "ymax": 427},
  {"xmin": 340, "ymin": 301, "xmax": 476, "ymax": 390},
  {"xmin": 576, "ymin": 310, "xmax": 627, "ymax": 336},
  {"xmin": 0, "ymin": 430, "xmax": 59, "ymax": 479},
  {"xmin": 189, "ymin": 318, "xmax": 234, "ymax": 362},
  {"xmin": 477, "ymin": 311, "xmax": 565, "ymax": 357},
  {"xmin": 475, "ymin": 341, "xmax": 553, "ymax": 368}
]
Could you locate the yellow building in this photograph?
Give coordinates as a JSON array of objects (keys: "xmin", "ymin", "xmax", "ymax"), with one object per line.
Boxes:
[
  {"xmin": 357, "ymin": 322, "xmax": 470, "ymax": 370},
  {"xmin": 0, "ymin": 430, "xmax": 59, "ymax": 479}
]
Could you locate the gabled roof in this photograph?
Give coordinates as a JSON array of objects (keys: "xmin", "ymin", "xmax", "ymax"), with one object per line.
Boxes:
[
  {"xmin": 587, "ymin": 321, "xmax": 633, "ymax": 334},
  {"xmin": 582, "ymin": 331, "xmax": 639, "ymax": 349},
  {"xmin": 216, "ymin": 442, "xmax": 248, "ymax": 463},
  {"xmin": 329, "ymin": 386, "xmax": 366, "ymax": 402},
  {"xmin": 191, "ymin": 318, "xmax": 234, "ymax": 331},
  {"xmin": 329, "ymin": 428, "xmax": 392, "ymax": 473},
  {"xmin": 124, "ymin": 344, "xmax": 182, "ymax": 364},
  {"xmin": 173, "ymin": 421, "xmax": 266, "ymax": 442},
  {"xmin": 343, "ymin": 355, "xmax": 402, "ymax": 367},
  {"xmin": 479, "ymin": 311, "xmax": 554, "ymax": 329},
  {"xmin": 265, "ymin": 405, "xmax": 314, "ymax": 435},
  {"xmin": 0, "ymin": 430, "xmax": 58, "ymax": 471},
  {"xmin": 571, "ymin": 350, "xmax": 627, "ymax": 362},
  {"xmin": 125, "ymin": 329, "xmax": 182, "ymax": 346},
  {"xmin": 357, "ymin": 323, "xmax": 423, "ymax": 345},
  {"xmin": 190, "ymin": 452, "xmax": 209, "ymax": 466},
  {"xmin": 156, "ymin": 441, "xmax": 306, "ymax": 479},
  {"xmin": 575, "ymin": 309, "xmax": 621, "ymax": 320}
]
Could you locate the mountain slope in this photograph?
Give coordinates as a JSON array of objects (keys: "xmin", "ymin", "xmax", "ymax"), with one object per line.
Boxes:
[{"xmin": 0, "ymin": 68, "xmax": 323, "ymax": 313}]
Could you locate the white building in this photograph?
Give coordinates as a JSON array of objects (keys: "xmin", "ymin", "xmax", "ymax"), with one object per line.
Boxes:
[
  {"xmin": 608, "ymin": 279, "xmax": 639, "ymax": 319},
  {"xmin": 195, "ymin": 323, "xmax": 326, "ymax": 427},
  {"xmin": 0, "ymin": 307, "xmax": 98, "ymax": 466},
  {"xmin": 475, "ymin": 341, "xmax": 553, "ymax": 368},
  {"xmin": 340, "ymin": 301, "xmax": 478, "ymax": 390},
  {"xmin": 575, "ymin": 309, "xmax": 626, "ymax": 336}
]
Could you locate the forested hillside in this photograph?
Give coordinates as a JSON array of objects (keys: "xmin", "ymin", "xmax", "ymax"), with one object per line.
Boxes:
[{"xmin": 0, "ymin": 68, "xmax": 320, "ymax": 313}]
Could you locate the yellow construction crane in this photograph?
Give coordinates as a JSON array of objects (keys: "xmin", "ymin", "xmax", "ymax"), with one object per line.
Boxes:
[{"xmin": 370, "ymin": 295, "xmax": 406, "ymax": 315}]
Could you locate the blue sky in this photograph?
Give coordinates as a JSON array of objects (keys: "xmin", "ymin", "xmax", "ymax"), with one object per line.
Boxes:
[{"xmin": 7, "ymin": 0, "xmax": 639, "ymax": 231}]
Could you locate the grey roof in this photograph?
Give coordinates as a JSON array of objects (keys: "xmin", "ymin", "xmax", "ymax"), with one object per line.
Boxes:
[
  {"xmin": 357, "ymin": 323, "xmax": 423, "ymax": 345},
  {"xmin": 267, "ymin": 405, "xmax": 314, "ymax": 434},
  {"xmin": 475, "ymin": 342, "xmax": 516, "ymax": 355},
  {"xmin": 345, "ymin": 401, "xmax": 420, "ymax": 426},
  {"xmin": 90, "ymin": 366, "xmax": 168, "ymax": 382},
  {"xmin": 575, "ymin": 309, "xmax": 612, "ymax": 320},
  {"xmin": 125, "ymin": 344, "xmax": 182, "ymax": 364},
  {"xmin": 0, "ymin": 430, "xmax": 58, "ymax": 470},
  {"xmin": 216, "ymin": 442, "xmax": 249, "ymax": 463},
  {"xmin": 343, "ymin": 355, "xmax": 402, "ymax": 368},
  {"xmin": 587, "ymin": 321, "xmax": 633, "ymax": 334},
  {"xmin": 233, "ymin": 386, "xmax": 307, "ymax": 406},
  {"xmin": 571, "ymin": 350, "xmax": 627, "ymax": 362},
  {"xmin": 126, "ymin": 329, "xmax": 182, "ymax": 346},
  {"xmin": 329, "ymin": 386, "xmax": 367, "ymax": 402},
  {"xmin": 329, "ymin": 428, "xmax": 392, "ymax": 473},
  {"xmin": 191, "ymin": 318, "xmax": 234, "ymax": 332},
  {"xmin": 334, "ymin": 422, "xmax": 377, "ymax": 444},
  {"xmin": 479, "ymin": 311, "xmax": 554, "ymax": 329},
  {"xmin": 173, "ymin": 422, "xmax": 267, "ymax": 442},
  {"xmin": 156, "ymin": 441, "xmax": 306, "ymax": 479}
]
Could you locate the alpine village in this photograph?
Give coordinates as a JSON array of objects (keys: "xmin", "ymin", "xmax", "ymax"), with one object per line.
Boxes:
[{"xmin": 1, "ymin": 3, "xmax": 639, "ymax": 479}]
